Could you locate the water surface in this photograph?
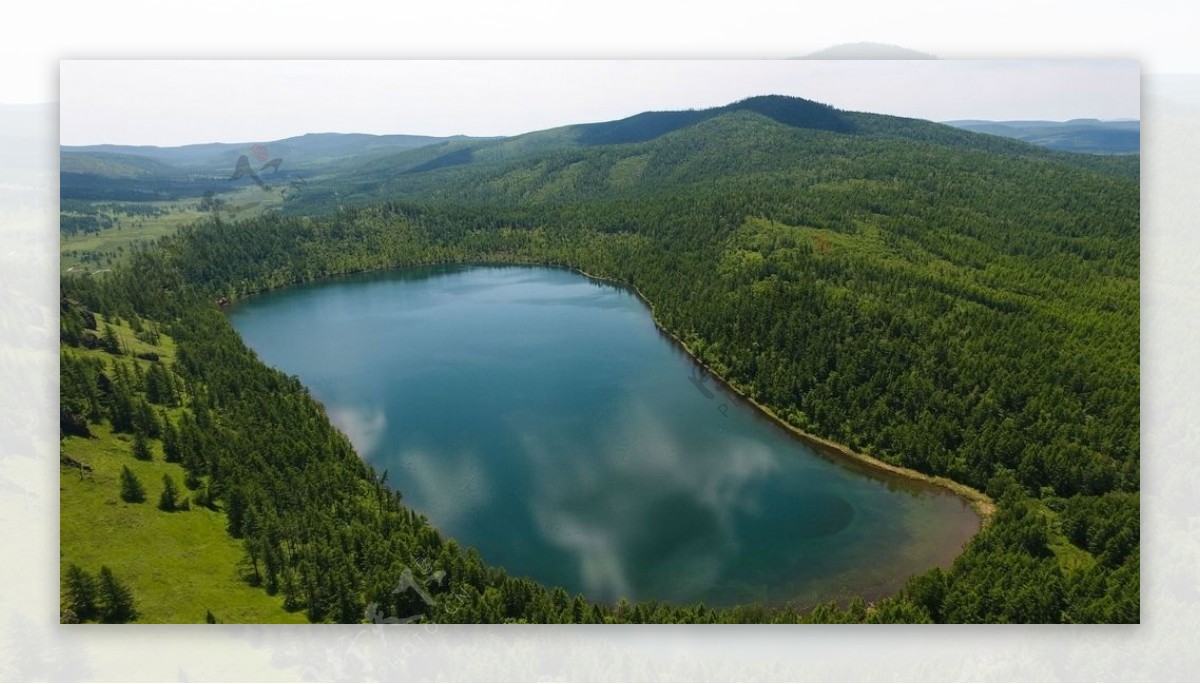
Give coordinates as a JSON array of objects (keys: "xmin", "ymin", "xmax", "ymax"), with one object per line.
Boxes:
[{"xmin": 229, "ymin": 265, "xmax": 979, "ymax": 607}]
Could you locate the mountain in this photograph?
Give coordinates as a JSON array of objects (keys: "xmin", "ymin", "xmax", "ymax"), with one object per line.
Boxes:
[
  {"xmin": 943, "ymin": 118, "xmax": 1140, "ymax": 154},
  {"xmin": 59, "ymin": 131, "xmax": 482, "ymax": 200},
  {"xmin": 60, "ymin": 150, "xmax": 187, "ymax": 179},
  {"xmin": 62, "ymin": 132, "xmax": 474, "ymax": 172},
  {"xmin": 276, "ymin": 95, "xmax": 1139, "ymax": 215},
  {"xmin": 59, "ymin": 95, "xmax": 1139, "ymax": 204},
  {"xmin": 571, "ymin": 95, "xmax": 856, "ymax": 145}
]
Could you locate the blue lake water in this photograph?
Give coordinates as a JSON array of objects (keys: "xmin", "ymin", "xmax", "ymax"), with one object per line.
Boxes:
[{"xmin": 228, "ymin": 265, "xmax": 979, "ymax": 607}]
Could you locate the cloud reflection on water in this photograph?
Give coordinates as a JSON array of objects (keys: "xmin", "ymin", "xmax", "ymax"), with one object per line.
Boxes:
[
  {"xmin": 516, "ymin": 398, "xmax": 779, "ymax": 603},
  {"xmin": 396, "ymin": 448, "xmax": 493, "ymax": 528},
  {"xmin": 327, "ymin": 404, "xmax": 387, "ymax": 456}
]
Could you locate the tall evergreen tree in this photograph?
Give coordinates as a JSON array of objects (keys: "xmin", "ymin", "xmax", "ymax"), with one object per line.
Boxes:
[
  {"xmin": 101, "ymin": 323, "xmax": 121, "ymax": 354},
  {"xmin": 159, "ymin": 474, "xmax": 180, "ymax": 512},
  {"xmin": 131, "ymin": 431, "xmax": 153, "ymax": 461},
  {"xmin": 119, "ymin": 466, "xmax": 145, "ymax": 503},
  {"xmin": 97, "ymin": 566, "xmax": 136, "ymax": 623},
  {"xmin": 161, "ymin": 411, "xmax": 182, "ymax": 463},
  {"xmin": 64, "ymin": 564, "xmax": 98, "ymax": 622}
]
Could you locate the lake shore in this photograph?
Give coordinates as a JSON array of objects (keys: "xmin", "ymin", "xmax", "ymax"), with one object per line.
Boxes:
[{"xmin": 571, "ymin": 266, "xmax": 996, "ymax": 525}]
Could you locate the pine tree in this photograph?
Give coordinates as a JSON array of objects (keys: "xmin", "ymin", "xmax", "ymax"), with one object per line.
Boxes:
[
  {"xmin": 130, "ymin": 431, "xmax": 153, "ymax": 461},
  {"xmin": 101, "ymin": 323, "xmax": 121, "ymax": 354},
  {"xmin": 132, "ymin": 399, "xmax": 159, "ymax": 438},
  {"xmin": 159, "ymin": 474, "xmax": 180, "ymax": 512},
  {"xmin": 119, "ymin": 466, "xmax": 146, "ymax": 503},
  {"xmin": 183, "ymin": 467, "xmax": 201, "ymax": 491},
  {"xmin": 64, "ymin": 564, "xmax": 98, "ymax": 622},
  {"xmin": 146, "ymin": 363, "xmax": 176, "ymax": 406},
  {"xmin": 106, "ymin": 380, "xmax": 135, "ymax": 433},
  {"xmin": 97, "ymin": 566, "xmax": 136, "ymax": 623},
  {"xmin": 192, "ymin": 479, "xmax": 215, "ymax": 510},
  {"xmin": 226, "ymin": 487, "xmax": 247, "ymax": 537},
  {"xmin": 161, "ymin": 412, "xmax": 182, "ymax": 463}
]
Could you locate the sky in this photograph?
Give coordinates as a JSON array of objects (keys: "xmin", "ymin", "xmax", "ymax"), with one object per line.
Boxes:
[{"xmin": 59, "ymin": 60, "xmax": 1140, "ymax": 147}]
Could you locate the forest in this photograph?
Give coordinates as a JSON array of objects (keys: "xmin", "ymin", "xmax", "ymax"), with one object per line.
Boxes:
[{"xmin": 60, "ymin": 96, "xmax": 1139, "ymax": 623}]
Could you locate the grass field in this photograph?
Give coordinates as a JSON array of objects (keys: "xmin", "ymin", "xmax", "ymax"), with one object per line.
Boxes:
[
  {"xmin": 59, "ymin": 316, "xmax": 306, "ymax": 623},
  {"xmin": 60, "ymin": 186, "xmax": 286, "ymax": 274}
]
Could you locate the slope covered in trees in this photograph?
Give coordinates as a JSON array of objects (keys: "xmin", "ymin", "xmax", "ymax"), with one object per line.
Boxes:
[
  {"xmin": 59, "ymin": 312, "xmax": 307, "ymax": 623},
  {"xmin": 281, "ymin": 101, "xmax": 1138, "ymax": 216},
  {"xmin": 60, "ymin": 95, "xmax": 1139, "ymax": 623},
  {"xmin": 573, "ymin": 95, "xmax": 855, "ymax": 145}
]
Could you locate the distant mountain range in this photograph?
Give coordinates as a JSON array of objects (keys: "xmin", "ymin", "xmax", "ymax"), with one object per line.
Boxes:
[
  {"xmin": 61, "ymin": 132, "xmax": 485, "ymax": 177},
  {"xmin": 942, "ymin": 119, "xmax": 1139, "ymax": 154},
  {"xmin": 60, "ymin": 95, "xmax": 1139, "ymax": 205},
  {"xmin": 60, "ymin": 132, "xmax": 487, "ymax": 201}
]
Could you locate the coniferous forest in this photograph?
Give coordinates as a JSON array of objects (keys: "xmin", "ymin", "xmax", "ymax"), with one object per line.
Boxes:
[{"xmin": 60, "ymin": 96, "xmax": 1139, "ymax": 623}]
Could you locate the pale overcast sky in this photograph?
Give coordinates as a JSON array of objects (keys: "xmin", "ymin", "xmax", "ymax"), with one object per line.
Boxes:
[{"xmin": 60, "ymin": 60, "xmax": 1139, "ymax": 147}]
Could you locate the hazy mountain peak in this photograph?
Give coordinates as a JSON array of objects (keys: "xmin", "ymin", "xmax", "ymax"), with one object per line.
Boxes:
[{"xmin": 798, "ymin": 42, "xmax": 937, "ymax": 60}]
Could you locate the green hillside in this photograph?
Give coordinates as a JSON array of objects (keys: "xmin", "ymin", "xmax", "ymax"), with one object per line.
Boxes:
[
  {"xmin": 59, "ymin": 151, "xmax": 186, "ymax": 179},
  {"xmin": 59, "ymin": 312, "xmax": 304, "ymax": 623},
  {"xmin": 280, "ymin": 98, "xmax": 1138, "ymax": 214}
]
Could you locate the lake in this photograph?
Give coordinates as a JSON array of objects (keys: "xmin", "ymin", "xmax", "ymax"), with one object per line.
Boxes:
[{"xmin": 228, "ymin": 265, "xmax": 980, "ymax": 608}]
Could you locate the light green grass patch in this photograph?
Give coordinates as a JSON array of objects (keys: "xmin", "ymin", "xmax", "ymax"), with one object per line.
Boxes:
[
  {"xmin": 61, "ymin": 187, "xmax": 285, "ymax": 274},
  {"xmin": 1030, "ymin": 500, "xmax": 1097, "ymax": 574}
]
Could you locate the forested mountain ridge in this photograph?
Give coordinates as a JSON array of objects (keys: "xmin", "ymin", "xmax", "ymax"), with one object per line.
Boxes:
[
  {"xmin": 61, "ymin": 94, "xmax": 1139, "ymax": 623},
  {"xmin": 281, "ymin": 98, "xmax": 1138, "ymax": 215},
  {"xmin": 59, "ymin": 94, "xmax": 1138, "ymax": 205},
  {"xmin": 572, "ymin": 94, "xmax": 856, "ymax": 144}
]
